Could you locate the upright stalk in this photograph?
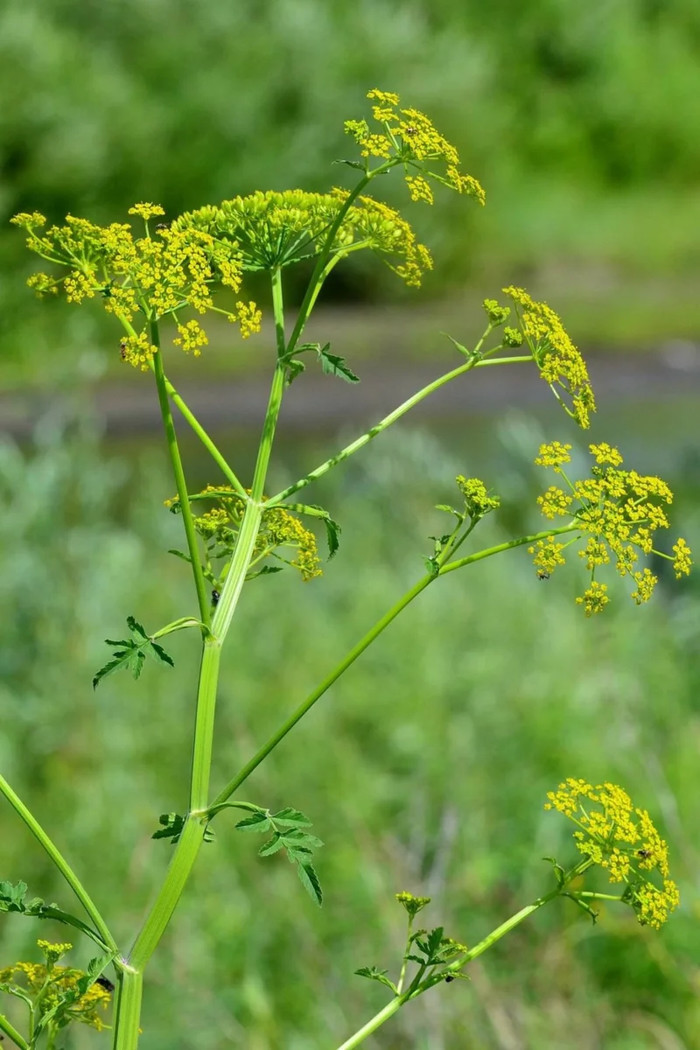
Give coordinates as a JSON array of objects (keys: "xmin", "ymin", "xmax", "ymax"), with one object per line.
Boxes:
[{"xmin": 113, "ymin": 271, "xmax": 291, "ymax": 1050}]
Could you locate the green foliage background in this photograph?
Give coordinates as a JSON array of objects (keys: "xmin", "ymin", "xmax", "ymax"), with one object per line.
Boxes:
[
  {"xmin": 2, "ymin": 2, "xmax": 700, "ymax": 1046},
  {"xmin": 3, "ymin": 0, "xmax": 700, "ymax": 379},
  {"xmin": 0, "ymin": 417, "xmax": 698, "ymax": 1049}
]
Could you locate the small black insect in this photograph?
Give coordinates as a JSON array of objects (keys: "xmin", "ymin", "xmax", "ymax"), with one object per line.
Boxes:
[
  {"xmin": 404, "ymin": 126, "xmax": 417, "ymax": 135},
  {"xmin": 444, "ymin": 974, "xmax": 455, "ymax": 983},
  {"xmin": 119, "ymin": 339, "xmax": 128, "ymax": 361},
  {"xmin": 537, "ymin": 570, "xmax": 551, "ymax": 581},
  {"xmin": 636, "ymin": 848, "xmax": 652, "ymax": 860},
  {"xmin": 211, "ymin": 589, "xmax": 220, "ymax": 606},
  {"xmin": 155, "ymin": 222, "xmax": 169, "ymax": 233},
  {"xmin": 95, "ymin": 975, "xmax": 115, "ymax": 992}
]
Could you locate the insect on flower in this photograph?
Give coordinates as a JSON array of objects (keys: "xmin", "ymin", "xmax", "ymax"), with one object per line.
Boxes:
[{"xmin": 537, "ymin": 569, "xmax": 551, "ymax": 581}]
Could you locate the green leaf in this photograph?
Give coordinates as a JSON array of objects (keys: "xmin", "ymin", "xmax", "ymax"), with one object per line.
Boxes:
[
  {"xmin": 126, "ymin": 615, "xmax": 147, "ymax": 640},
  {"xmin": 258, "ymin": 834, "xmax": 285, "ymax": 857},
  {"xmin": 149, "ymin": 641, "xmax": 175, "ymax": 667},
  {"xmin": 295, "ymin": 859, "xmax": 323, "ymax": 905},
  {"xmin": 354, "ymin": 967, "xmax": 398, "ymax": 993},
  {"xmin": 271, "ymin": 807, "xmax": 312, "ymax": 828},
  {"xmin": 424, "ymin": 556, "xmax": 440, "ymax": 577},
  {"xmin": 444, "ymin": 333, "xmax": 479, "ymax": 361},
  {"xmin": 284, "ymin": 358, "xmax": 306, "ymax": 386},
  {"xmin": 335, "ymin": 158, "xmax": 367, "ymax": 171},
  {"xmin": 235, "ymin": 812, "xmax": 272, "ymax": 833},
  {"xmin": 280, "ymin": 828, "xmax": 324, "ymax": 849},
  {"xmin": 152, "ymin": 812, "xmax": 186, "ymax": 842},
  {"xmin": 319, "ymin": 345, "xmax": 360, "ymax": 383},
  {"xmin": 93, "ymin": 615, "xmax": 175, "ymax": 689},
  {"xmin": 0, "ymin": 881, "xmax": 109, "ymax": 949}
]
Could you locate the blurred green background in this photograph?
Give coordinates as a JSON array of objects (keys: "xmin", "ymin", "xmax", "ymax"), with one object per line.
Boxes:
[{"xmin": 1, "ymin": 1, "xmax": 699, "ymax": 1048}]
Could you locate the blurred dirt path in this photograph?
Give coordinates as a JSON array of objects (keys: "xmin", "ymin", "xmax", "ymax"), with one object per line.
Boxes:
[{"xmin": 2, "ymin": 343, "xmax": 699, "ymax": 439}]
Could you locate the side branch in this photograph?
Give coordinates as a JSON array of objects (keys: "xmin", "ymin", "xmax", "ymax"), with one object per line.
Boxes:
[
  {"xmin": 0, "ymin": 771, "xmax": 117, "ymax": 953},
  {"xmin": 211, "ymin": 524, "xmax": 577, "ymax": 807}
]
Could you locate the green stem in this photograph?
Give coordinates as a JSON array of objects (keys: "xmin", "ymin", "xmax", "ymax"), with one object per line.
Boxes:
[
  {"xmin": 114, "ymin": 281, "xmax": 290, "ymax": 1047},
  {"xmin": 0, "ymin": 772, "xmax": 116, "ymax": 952},
  {"xmin": 211, "ymin": 571, "xmax": 432, "ymax": 808},
  {"xmin": 111, "ymin": 970, "xmax": 143, "ymax": 1050},
  {"xmin": 211, "ymin": 524, "xmax": 578, "ymax": 806},
  {"xmin": 285, "ymin": 175, "xmax": 374, "ymax": 355},
  {"xmin": 162, "ymin": 372, "xmax": 248, "ymax": 500},
  {"xmin": 267, "ymin": 357, "xmax": 480, "ymax": 506},
  {"xmin": 335, "ymin": 997, "xmax": 404, "ymax": 1050},
  {"xmin": 0, "ymin": 1013, "xmax": 29, "ymax": 1050},
  {"xmin": 127, "ymin": 817, "xmax": 204, "ymax": 972},
  {"xmin": 189, "ymin": 641, "xmax": 222, "ymax": 811},
  {"xmin": 337, "ymin": 861, "xmax": 593, "ymax": 1050},
  {"xmin": 150, "ymin": 321, "xmax": 211, "ymax": 628},
  {"xmin": 438, "ymin": 524, "xmax": 579, "ymax": 577}
]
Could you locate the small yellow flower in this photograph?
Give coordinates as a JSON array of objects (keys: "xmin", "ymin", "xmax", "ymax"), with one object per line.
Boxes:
[
  {"xmin": 233, "ymin": 300, "xmax": 263, "ymax": 339},
  {"xmin": 504, "ymin": 287, "xmax": 595, "ymax": 428},
  {"xmin": 576, "ymin": 581, "xmax": 609, "ymax": 616},
  {"xmin": 119, "ymin": 331, "xmax": 157, "ymax": 371},
  {"xmin": 174, "ymin": 319, "xmax": 209, "ymax": 356},
  {"xmin": 630, "ymin": 567, "xmax": 658, "ymax": 604},
  {"xmin": 534, "ymin": 442, "xmax": 572, "ymax": 469},
  {"xmin": 672, "ymin": 538, "xmax": 692, "ymax": 578},
  {"xmin": 537, "ymin": 485, "xmax": 573, "ymax": 519},
  {"xmin": 590, "ymin": 442, "xmax": 624, "ymax": 467},
  {"xmin": 345, "ymin": 89, "xmax": 485, "ymax": 206},
  {"xmin": 128, "ymin": 202, "xmax": 166, "ymax": 221}
]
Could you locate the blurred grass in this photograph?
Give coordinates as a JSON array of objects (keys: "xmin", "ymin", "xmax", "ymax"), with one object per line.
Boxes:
[
  {"xmin": 0, "ymin": 412, "xmax": 698, "ymax": 1049},
  {"xmin": 3, "ymin": 0, "xmax": 700, "ymax": 387}
]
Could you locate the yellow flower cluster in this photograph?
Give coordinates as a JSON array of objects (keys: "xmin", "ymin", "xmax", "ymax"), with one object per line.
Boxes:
[
  {"xmin": 0, "ymin": 941, "xmax": 112, "ymax": 1032},
  {"xmin": 456, "ymin": 475, "xmax": 501, "ymax": 518},
  {"xmin": 545, "ymin": 779, "xmax": 679, "ymax": 929},
  {"xmin": 503, "ymin": 287, "xmax": 595, "ymax": 428},
  {"xmin": 532, "ymin": 442, "xmax": 691, "ymax": 613},
  {"xmin": 11, "ymin": 206, "xmax": 259, "ymax": 369},
  {"xmin": 176, "ymin": 486, "xmax": 322, "ymax": 583},
  {"xmin": 344, "ymin": 89, "xmax": 486, "ymax": 206},
  {"xmin": 175, "ymin": 188, "xmax": 433, "ymax": 288}
]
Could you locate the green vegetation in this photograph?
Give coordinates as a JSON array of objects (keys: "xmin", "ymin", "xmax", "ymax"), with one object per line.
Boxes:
[
  {"xmin": 3, "ymin": 0, "xmax": 700, "ymax": 385},
  {"xmin": 0, "ymin": 421, "xmax": 697, "ymax": 1048},
  {"xmin": 2, "ymin": 66, "xmax": 698, "ymax": 1050}
]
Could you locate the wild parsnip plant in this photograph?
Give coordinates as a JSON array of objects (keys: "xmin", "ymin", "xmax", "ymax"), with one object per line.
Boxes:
[{"xmin": 3, "ymin": 89, "xmax": 691, "ymax": 1049}]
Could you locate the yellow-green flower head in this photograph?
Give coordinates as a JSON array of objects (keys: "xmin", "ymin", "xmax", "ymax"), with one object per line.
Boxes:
[
  {"xmin": 1, "ymin": 941, "xmax": 112, "ymax": 1031},
  {"xmin": 175, "ymin": 189, "xmax": 433, "ymax": 288},
  {"xmin": 533, "ymin": 443, "xmax": 691, "ymax": 612},
  {"xmin": 344, "ymin": 89, "xmax": 485, "ymax": 206},
  {"xmin": 545, "ymin": 779, "xmax": 678, "ymax": 929},
  {"xmin": 456, "ymin": 475, "xmax": 500, "ymax": 517},
  {"xmin": 176, "ymin": 485, "xmax": 323, "ymax": 583},
  {"xmin": 503, "ymin": 287, "xmax": 595, "ymax": 428},
  {"xmin": 395, "ymin": 890, "xmax": 431, "ymax": 918},
  {"xmin": 12, "ymin": 205, "xmax": 254, "ymax": 368}
]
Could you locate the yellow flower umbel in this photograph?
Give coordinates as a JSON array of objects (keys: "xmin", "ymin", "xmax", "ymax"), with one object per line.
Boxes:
[
  {"xmin": 344, "ymin": 89, "xmax": 485, "ymax": 206},
  {"xmin": 504, "ymin": 287, "xmax": 595, "ymax": 428},
  {"xmin": 530, "ymin": 442, "xmax": 691, "ymax": 613},
  {"xmin": 168, "ymin": 485, "xmax": 322, "ymax": 586},
  {"xmin": 0, "ymin": 940, "xmax": 112, "ymax": 1034},
  {"xmin": 545, "ymin": 780, "xmax": 679, "ymax": 929},
  {"xmin": 175, "ymin": 188, "xmax": 433, "ymax": 288},
  {"xmin": 11, "ymin": 206, "xmax": 259, "ymax": 371}
]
